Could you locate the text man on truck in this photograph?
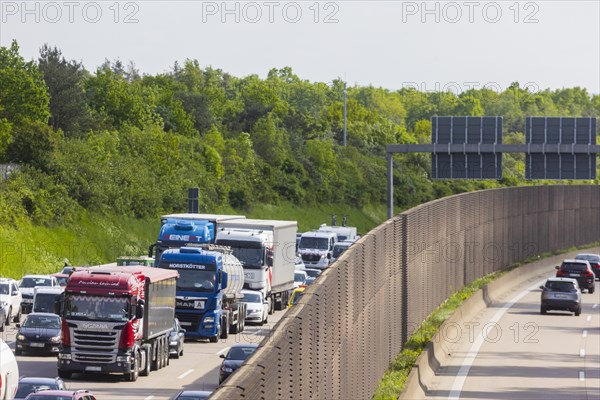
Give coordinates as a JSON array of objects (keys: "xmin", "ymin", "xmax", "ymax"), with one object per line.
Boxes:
[{"xmin": 58, "ymin": 266, "xmax": 178, "ymax": 381}]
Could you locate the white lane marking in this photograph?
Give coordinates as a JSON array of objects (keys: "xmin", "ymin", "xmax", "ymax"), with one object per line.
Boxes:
[
  {"xmin": 579, "ymin": 371, "xmax": 585, "ymax": 381},
  {"xmin": 448, "ymin": 280, "xmax": 543, "ymax": 400},
  {"xmin": 580, "ymin": 349, "xmax": 585, "ymax": 357},
  {"xmin": 216, "ymin": 347, "xmax": 230, "ymax": 356},
  {"xmin": 177, "ymin": 369, "xmax": 194, "ymax": 379},
  {"xmin": 144, "ymin": 397, "xmax": 155, "ymax": 400},
  {"xmin": 587, "ymin": 315, "xmax": 592, "ymax": 322},
  {"xmin": 592, "ymin": 304, "xmax": 598, "ymax": 309},
  {"xmin": 582, "ymin": 330, "xmax": 588, "ymax": 338}
]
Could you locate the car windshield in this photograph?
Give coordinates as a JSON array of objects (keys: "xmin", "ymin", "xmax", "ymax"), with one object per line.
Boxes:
[
  {"xmin": 294, "ymin": 272, "xmax": 306, "ymax": 282},
  {"xmin": 305, "ymin": 270, "xmax": 320, "ymax": 278},
  {"xmin": 23, "ymin": 315, "xmax": 61, "ymax": 328},
  {"xmin": 0, "ymin": 283, "xmax": 8, "ymax": 295},
  {"xmin": 332, "ymin": 246, "xmax": 348, "ymax": 258},
  {"xmin": 546, "ymin": 281, "xmax": 577, "ymax": 292},
  {"xmin": 576, "ymin": 254, "xmax": 600, "ymax": 262},
  {"xmin": 561, "ymin": 263, "xmax": 587, "ymax": 272},
  {"xmin": 226, "ymin": 346, "xmax": 256, "ymax": 360},
  {"xmin": 16, "ymin": 382, "xmax": 59, "ymax": 397},
  {"xmin": 299, "ymin": 237, "xmax": 329, "ymax": 250},
  {"xmin": 241, "ymin": 292, "xmax": 261, "ymax": 303},
  {"xmin": 20, "ymin": 277, "xmax": 52, "ymax": 288}
]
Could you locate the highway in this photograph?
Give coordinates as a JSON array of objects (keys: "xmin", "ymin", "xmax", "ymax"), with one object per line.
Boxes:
[
  {"xmin": 428, "ymin": 263, "xmax": 600, "ymax": 400},
  {"xmin": 1, "ymin": 310, "xmax": 286, "ymax": 399}
]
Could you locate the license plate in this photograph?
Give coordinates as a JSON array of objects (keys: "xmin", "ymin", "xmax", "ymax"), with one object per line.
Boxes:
[
  {"xmin": 554, "ymin": 294, "xmax": 567, "ymax": 299},
  {"xmin": 85, "ymin": 366, "xmax": 102, "ymax": 372},
  {"xmin": 569, "ymin": 273, "xmax": 580, "ymax": 277},
  {"xmin": 29, "ymin": 342, "xmax": 45, "ymax": 348},
  {"xmin": 180, "ymin": 321, "xmax": 192, "ymax": 326}
]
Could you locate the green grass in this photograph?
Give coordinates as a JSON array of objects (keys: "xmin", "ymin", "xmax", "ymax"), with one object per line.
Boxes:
[{"xmin": 0, "ymin": 203, "xmax": 388, "ymax": 280}]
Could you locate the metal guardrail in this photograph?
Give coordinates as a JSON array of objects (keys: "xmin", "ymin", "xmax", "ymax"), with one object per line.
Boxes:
[{"xmin": 211, "ymin": 185, "xmax": 600, "ymax": 400}]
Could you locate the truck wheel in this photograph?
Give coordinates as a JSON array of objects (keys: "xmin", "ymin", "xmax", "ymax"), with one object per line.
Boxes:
[
  {"xmin": 158, "ymin": 340, "xmax": 165, "ymax": 369},
  {"xmin": 230, "ymin": 319, "xmax": 239, "ymax": 335},
  {"xmin": 140, "ymin": 347, "xmax": 151, "ymax": 376},
  {"xmin": 221, "ymin": 317, "xmax": 229, "ymax": 339},
  {"xmin": 126, "ymin": 352, "xmax": 139, "ymax": 382},
  {"xmin": 268, "ymin": 297, "xmax": 274, "ymax": 315},
  {"xmin": 58, "ymin": 370, "xmax": 72, "ymax": 379},
  {"xmin": 164, "ymin": 339, "xmax": 170, "ymax": 367}
]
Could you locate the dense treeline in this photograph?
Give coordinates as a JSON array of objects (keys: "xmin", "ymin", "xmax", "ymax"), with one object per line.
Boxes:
[{"xmin": 0, "ymin": 40, "xmax": 598, "ymax": 227}]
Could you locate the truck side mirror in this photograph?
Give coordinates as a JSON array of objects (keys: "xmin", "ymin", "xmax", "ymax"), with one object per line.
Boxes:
[
  {"xmin": 136, "ymin": 304, "xmax": 144, "ymax": 319},
  {"xmin": 148, "ymin": 243, "xmax": 156, "ymax": 258},
  {"xmin": 221, "ymin": 271, "xmax": 228, "ymax": 290}
]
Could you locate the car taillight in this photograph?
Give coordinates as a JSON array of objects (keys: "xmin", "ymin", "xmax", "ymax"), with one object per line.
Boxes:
[
  {"xmin": 556, "ymin": 270, "xmax": 565, "ymax": 277},
  {"xmin": 119, "ymin": 321, "xmax": 136, "ymax": 350},
  {"xmin": 61, "ymin": 317, "xmax": 70, "ymax": 346},
  {"xmin": 582, "ymin": 271, "xmax": 593, "ymax": 277}
]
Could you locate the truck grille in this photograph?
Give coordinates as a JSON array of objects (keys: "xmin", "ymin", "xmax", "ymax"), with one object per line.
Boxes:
[
  {"xmin": 176, "ymin": 312, "xmax": 201, "ymax": 332},
  {"xmin": 72, "ymin": 329, "xmax": 119, "ymax": 363},
  {"xmin": 302, "ymin": 253, "xmax": 321, "ymax": 262}
]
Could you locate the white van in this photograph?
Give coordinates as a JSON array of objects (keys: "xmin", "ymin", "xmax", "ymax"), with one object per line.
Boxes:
[
  {"xmin": 33, "ymin": 287, "xmax": 64, "ymax": 314},
  {"xmin": 0, "ymin": 338, "xmax": 19, "ymax": 400}
]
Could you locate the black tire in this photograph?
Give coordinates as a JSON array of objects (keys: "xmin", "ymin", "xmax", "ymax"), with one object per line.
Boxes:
[
  {"xmin": 164, "ymin": 339, "xmax": 170, "ymax": 367},
  {"xmin": 589, "ymin": 285, "xmax": 595, "ymax": 294},
  {"xmin": 126, "ymin": 351, "xmax": 139, "ymax": 382},
  {"xmin": 575, "ymin": 306, "xmax": 581, "ymax": 316},
  {"xmin": 13, "ymin": 308, "xmax": 21, "ymax": 323},
  {"xmin": 0, "ymin": 322, "xmax": 4, "ymax": 332},
  {"xmin": 58, "ymin": 370, "xmax": 71, "ymax": 379},
  {"xmin": 268, "ymin": 297, "xmax": 274, "ymax": 315},
  {"xmin": 140, "ymin": 347, "xmax": 151, "ymax": 376},
  {"xmin": 230, "ymin": 319, "xmax": 239, "ymax": 335},
  {"xmin": 15, "ymin": 348, "xmax": 22, "ymax": 356},
  {"xmin": 179, "ymin": 343, "xmax": 184, "ymax": 357},
  {"xmin": 5, "ymin": 307, "xmax": 11, "ymax": 326},
  {"xmin": 540, "ymin": 306, "xmax": 546, "ymax": 315},
  {"xmin": 221, "ymin": 317, "xmax": 229, "ymax": 339}
]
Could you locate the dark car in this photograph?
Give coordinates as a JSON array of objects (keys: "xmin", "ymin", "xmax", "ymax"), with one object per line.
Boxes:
[
  {"xmin": 173, "ymin": 391, "xmax": 212, "ymax": 400},
  {"xmin": 540, "ymin": 277, "xmax": 582, "ymax": 315},
  {"xmin": 24, "ymin": 390, "xmax": 96, "ymax": 400},
  {"xmin": 15, "ymin": 377, "xmax": 66, "ymax": 400},
  {"xmin": 169, "ymin": 318, "xmax": 185, "ymax": 359},
  {"xmin": 575, "ymin": 253, "xmax": 600, "ymax": 280},
  {"xmin": 556, "ymin": 259, "xmax": 595, "ymax": 293},
  {"xmin": 219, "ymin": 343, "xmax": 259, "ymax": 384},
  {"xmin": 15, "ymin": 313, "xmax": 62, "ymax": 355},
  {"xmin": 0, "ymin": 302, "xmax": 5, "ymax": 332}
]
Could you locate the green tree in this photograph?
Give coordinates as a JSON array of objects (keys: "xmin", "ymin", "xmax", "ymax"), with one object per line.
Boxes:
[
  {"xmin": 0, "ymin": 40, "xmax": 50, "ymax": 125},
  {"xmin": 38, "ymin": 44, "xmax": 90, "ymax": 136},
  {"xmin": 7, "ymin": 119, "xmax": 61, "ymax": 170}
]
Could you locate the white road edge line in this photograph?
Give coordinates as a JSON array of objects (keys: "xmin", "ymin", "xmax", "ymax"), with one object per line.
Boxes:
[
  {"xmin": 582, "ymin": 330, "xmax": 588, "ymax": 338},
  {"xmin": 579, "ymin": 371, "xmax": 585, "ymax": 381},
  {"xmin": 580, "ymin": 349, "xmax": 585, "ymax": 357},
  {"xmin": 587, "ymin": 315, "xmax": 592, "ymax": 322},
  {"xmin": 592, "ymin": 304, "xmax": 598, "ymax": 309},
  {"xmin": 447, "ymin": 280, "xmax": 543, "ymax": 400},
  {"xmin": 144, "ymin": 396, "xmax": 155, "ymax": 400},
  {"xmin": 177, "ymin": 369, "xmax": 194, "ymax": 380},
  {"xmin": 216, "ymin": 347, "xmax": 230, "ymax": 356}
]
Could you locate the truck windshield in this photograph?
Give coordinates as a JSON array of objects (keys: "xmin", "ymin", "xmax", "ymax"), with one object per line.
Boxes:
[
  {"xmin": 299, "ymin": 237, "xmax": 329, "ymax": 250},
  {"xmin": 176, "ymin": 269, "xmax": 217, "ymax": 293},
  {"xmin": 64, "ymin": 295, "xmax": 131, "ymax": 322},
  {"xmin": 0, "ymin": 283, "xmax": 8, "ymax": 295},
  {"xmin": 215, "ymin": 239, "xmax": 264, "ymax": 268}
]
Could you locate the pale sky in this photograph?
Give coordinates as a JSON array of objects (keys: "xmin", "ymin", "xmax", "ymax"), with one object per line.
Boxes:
[{"xmin": 1, "ymin": 0, "xmax": 599, "ymax": 94}]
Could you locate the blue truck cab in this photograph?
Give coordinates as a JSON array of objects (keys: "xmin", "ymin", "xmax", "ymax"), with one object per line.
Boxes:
[
  {"xmin": 156, "ymin": 247, "xmax": 245, "ymax": 342},
  {"xmin": 152, "ymin": 219, "xmax": 215, "ymax": 261}
]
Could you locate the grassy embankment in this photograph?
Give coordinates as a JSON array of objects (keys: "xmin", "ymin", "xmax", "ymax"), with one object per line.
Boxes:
[{"xmin": 0, "ymin": 202, "xmax": 387, "ymax": 279}]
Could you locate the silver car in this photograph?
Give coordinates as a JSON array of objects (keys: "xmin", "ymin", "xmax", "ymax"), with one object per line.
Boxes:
[{"xmin": 540, "ymin": 277, "xmax": 582, "ymax": 316}]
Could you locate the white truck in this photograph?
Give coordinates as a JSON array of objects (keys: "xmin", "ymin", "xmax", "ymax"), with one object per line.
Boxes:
[
  {"xmin": 215, "ymin": 219, "xmax": 297, "ymax": 311},
  {"xmin": 298, "ymin": 230, "xmax": 338, "ymax": 269},
  {"xmin": 0, "ymin": 338, "xmax": 19, "ymax": 400},
  {"xmin": 316, "ymin": 224, "xmax": 359, "ymax": 242},
  {"xmin": 33, "ymin": 286, "xmax": 64, "ymax": 314}
]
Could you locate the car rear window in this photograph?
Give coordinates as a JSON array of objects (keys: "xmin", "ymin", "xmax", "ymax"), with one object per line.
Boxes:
[
  {"xmin": 561, "ymin": 263, "xmax": 587, "ymax": 272},
  {"xmin": 546, "ymin": 281, "xmax": 577, "ymax": 292}
]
